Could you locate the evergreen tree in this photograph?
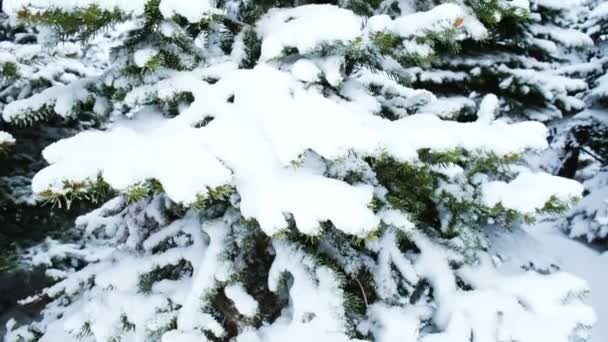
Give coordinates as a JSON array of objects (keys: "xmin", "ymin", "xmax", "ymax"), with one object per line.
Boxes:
[
  {"xmin": 0, "ymin": 1, "xmax": 127, "ymax": 302},
  {"xmin": 1, "ymin": 1, "xmax": 597, "ymax": 341},
  {"xmin": 550, "ymin": 0, "xmax": 608, "ymax": 243},
  {"xmin": 0, "ymin": 8, "xmax": 94, "ymax": 272}
]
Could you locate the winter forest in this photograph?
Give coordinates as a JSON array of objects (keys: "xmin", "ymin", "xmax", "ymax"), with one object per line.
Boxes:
[{"xmin": 0, "ymin": 0, "xmax": 607, "ymax": 341}]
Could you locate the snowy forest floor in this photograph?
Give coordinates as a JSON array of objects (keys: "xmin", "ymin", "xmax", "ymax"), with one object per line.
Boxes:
[{"xmin": 525, "ymin": 222, "xmax": 607, "ymax": 342}]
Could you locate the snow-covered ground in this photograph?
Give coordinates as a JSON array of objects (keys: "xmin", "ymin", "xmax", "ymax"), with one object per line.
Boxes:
[{"xmin": 528, "ymin": 223, "xmax": 608, "ymax": 342}]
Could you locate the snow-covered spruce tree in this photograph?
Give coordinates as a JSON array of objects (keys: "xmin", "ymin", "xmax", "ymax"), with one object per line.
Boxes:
[
  {"xmin": 0, "ymin": 5, "xmax": 133, "ymax": 275},
  {"xmin": 387, "ymin": 0, "xmax": 594, "ymax": 124},
  {"xmin": 2, "ymin": 0, "xmax": 597, "ymax": 341},
  {"xmin": 543, "ymin": 0, "xmax": 608, "ymax": 244},
  {"xmin": 0, "ymin": 0, "xmax": 124, "ymax": 209},
  {"xmin": 380, "ymin": 0, "xmax": 606, "ymax": 245}
]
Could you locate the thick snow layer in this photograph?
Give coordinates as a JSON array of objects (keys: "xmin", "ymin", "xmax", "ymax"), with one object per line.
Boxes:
[
  {"xmin": 290, "ymin": 59, "xmax": 321, "ymax": 83},
  {"xmin": 590, "ymin": 2, "xmax": 608, "ymax": 19},
  {"xmin": 367, "ymin": 4, "xmax": 487, "ymax": 40},
  {"xmin": 3, "ymin": 79, "xmax": 92, "ymax": 122},
  {"xmin": 367, "ymin": 230, "xmax": 419, "ymax": 299},
  {"xmin": 3, "ymin": 0, "xmax": 216, "ymax": 22},
  {"xmin": 530, "ymin": 24, "xmax": 593, "ymax": 47},
  {"xmin": 525, "ymin": 223, "xmax": 608, "ymax": 342},
  {"xmin": 257, "ymin": 5, "xmax": 362, "ymax": 61},
  {"xmin": 364, "ymin": 303, "xmax": 423, "ymax": 342},
  {"xmin": 32, "ymin": 64, "xmax": 552, "ymax": 236},
  {"xmin": 158, "ymin": 0, "xmax": 214, "ymax": 23},
  {"xmin": 535, "ymin": 0, "xmax": 586, "ymax": 10},
  {"xmin": 32, "ymin": 113, "xmax": 233, "ymax": 205},
  {"xmin": 0, "ymin": 51, "xmax": 17, "ymax": 64},
  {"xmin": 476, "ymin": 94, "xmax": 498, "ymax": 123},
  {"xmin": 589, "ymin": 73, "xmax": 608, "ymax": 102},
  {"xmin": 239, "ymin": 241, "xmax": 353, "ymax": 342},
  {"xmin": 0, "ymin": 130, "xmax": 15, "ymax": 146},
  {"xmin": 11, "ymin": 210, "xmax": 217, "ymax": 342},
  {"xmin": 224, "ymin": 284, "xmax": 258, "ymax": 318},
  {"xmin": 561, "ymin": 170, "xmax": 608, "ymax": 242},
  {"xmin": 482, "ymin": 172, "xmax": 584, "ymax": 213},
  {"xmin": 2, "ymin": 0, "xmax": 146, "ymax": 15},
  {"xmin": 413, "ymin": 232, "xmax": 595, "ymax": 342}
]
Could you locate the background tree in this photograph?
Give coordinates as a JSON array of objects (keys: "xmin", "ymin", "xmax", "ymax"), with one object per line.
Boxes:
[
  {"xmin": 0, "ymin": 5, "xmax": 130, "ymax": 333},
  {"xmin": 549, "ymin": 0, "xmax": 608, "ymax": 244}
]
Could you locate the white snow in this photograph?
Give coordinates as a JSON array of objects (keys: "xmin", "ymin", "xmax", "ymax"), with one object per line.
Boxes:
[
  {"xmin": 257, "ymin": 5, "xmax": 362, "ymax": 61},
  {"xmin": 378, "ymin": 209, "xmax": 415, "ymax": 232},
  {"xmin": 3, "ymin": 0, "xmax": 216, "ymax": 22},
  {"xmin": 535, "ymin": 0, "xmax": 586, "ymax": 11},
  {"xmin": 3, "ymin": 79, "xmax": 93, "ymax": 122},
  {"xmin": 367, "ymin": 4, "xmax": 488, "ymax": 40},
  {"xmin": 476, "ymin": 94, "xmax": 498, "ymax": 123},
  {"xmin": 364, "ymin": 303, "xmax": 423, "ymax": 342},
  {"xmin": 3, "ymin": 0, "xmax": 146, "ymax": 15},
  {"xmin": 158, "ymin": 0, "xmax": 214, "ymax": 23},
  {"xmin": 1, "ymin": 2, "xmax": 602, "ymax": 342},
  {"xmin": 590, "ymin": 2, "xmax": 608, "ymax": 19},
  {"xmin": 482, "ymin": 171, "xmax": 584, "ymax": 213},
  {"xmin": 133, "ymin": 48, "xmax": 158, "ymax": 68},
  {"xmin": 413, "ymin": 232, "xmax": 595, "ymax": 342},
  {"xmin": 0, "ymin": 130, "xmax": 15, "ymax": 146},
  {"xmin": 530, "ymin": 24, "xmax": 594, "ymax": 48},
  {"xmin": 32, "ymin": 112, "xmax": 233, "ymax": 205},
  {"xmin": 563, "ymin": 171, "xmax": 608, "ymax": 241},
  {"xmin": 224, "ymin": 284, "xmax": 258, "ymax": 318},
  {"xmin": 30, "ymin": 64, "xmax": 554, "ymax": 237},
  {"xmin": 526, "ymin": 223, "xmax": 608, "ymax": 342},
  {"xmin": 290, "ymin": 59, "xmax": 321, "ymax": 83},
  {"xmin": 241, "ymin": 241, "xmax": 353, "ymax": 342}
]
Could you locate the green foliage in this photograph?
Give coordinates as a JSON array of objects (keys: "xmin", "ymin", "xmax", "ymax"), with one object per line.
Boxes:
[
  {"xmin": 417, "ymin": 27, "xmax": 462, "ymax": 55},
  {"xmin": 38, "ymin": 175, "xmax": 114, "ymax": 209},
  {"xmin": 240, "ymin": 28, "xmax": 262, "ymax": 69},
  {"xmin": 8, "ymin": 104, "xmax": 56, "ymax": 126},
  {"xmin": 418, "ymin": 148, "xmax": 467, "ymax": 167},
  {"xmin": 161, "ymin": 92, "xmax": 196, "ymax": 117},
  {"xmin": 372, "ymin": 148, "xmax": 530, "ymax": 234},
  {"xmin": 347, "ymin": 0, "xmax": 383, "ymax": 16},
  {"xmin": 17, "ymin": 5, "xmax": 127, "ymax": 41},
  {"xmin": 570, "ymin": 118, "xmax": 608, "ymax": 164},
  {"xmin": 8, "ymin": 92, "xmax": 97, "ymax": 127},
  {"xmin": 370, "ymin": 26, "xmax": 464, "ymax": 69},
  {"xmin": 125, "ymin": 183, "xmax": 148, "ymax": 204},
  {"xmin": 3, "ymin": 2, "xmax": 586, "ymax": 339},
  {"xmin": 192, "ymin": 184, "xmax": 234, "ymax": 209},
  {"xmin": 1, "ymin": 61, "xmax": 18, "ymax": 80},
  {"xmin": 537, "ymin": 195, "xmax": 578, "ymax": 216},
  {"xmin": 371, "ymin": 155, "xmax": 439, "ymax": 226},
  {"xmin": 467, "ymin": 0, "xmax": 530, "ymax": 28},
  {"xmin": 0, "ymin": 140, "xmax": 14, "ymax": 154},
  {"xmin": 107, "ymin": 315, "xmax": 137, "ymax": 342},
  {"xmin": 125, "ymin": 179, "xmax": 165, "ymax": 204},
  {"xmin": 138, "ymin": 259, "xmax": 193, "ymax": 294},
  {"xmin": 235, "ymin": 0, "xmax": 294, "ymax": 25},
  {"xmin": 120, "ymin": 0, "xmax": 207, "ymax": 74},
  {"xmin": 143, "ymin": 0, "xmax": 162, "ymax": 26},
  {"xmin": 466, "ymin": 151, "xmax": 520, "ymax": 177},
  {"xmin": 76, "ymin": 321, "xmax": 94, "ymax": 339},
  {"xmin": 371, "ymin": 31, "xmax": 401, "ymax": 55}
]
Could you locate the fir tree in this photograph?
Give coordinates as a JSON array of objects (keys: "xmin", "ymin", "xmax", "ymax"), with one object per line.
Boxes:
[
  {"xmin": 1, "ymin": 1, "xmax": 598, "ymax": 342},
  {"xmin": 548, "ymin": 0, "xmax": 608, "ymax": 243}
]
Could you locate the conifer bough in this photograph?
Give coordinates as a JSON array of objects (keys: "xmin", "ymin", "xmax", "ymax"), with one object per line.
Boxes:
[{"xmin": 0, "ymin": 0, "xmax": 600, "ymax": 342}]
